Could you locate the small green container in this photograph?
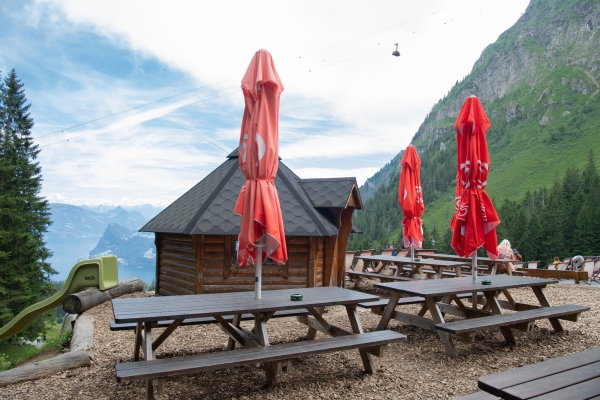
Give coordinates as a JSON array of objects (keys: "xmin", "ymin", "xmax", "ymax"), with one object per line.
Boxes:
[
  {"xmin": 291, "ymin": 294, "xmax": 303, "ymax": 301},
  {"xmin": 414, "ymin": 258, "xmax": 421, "ymax": 261},
  {"xmin": 481, "ymin": 280, "xmax": 492, "ymax": 285}
]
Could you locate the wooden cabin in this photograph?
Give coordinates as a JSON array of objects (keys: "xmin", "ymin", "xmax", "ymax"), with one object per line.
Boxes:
[{"xmin": 141, "ymin": 150, "xmax": 363, "ymax": 296}]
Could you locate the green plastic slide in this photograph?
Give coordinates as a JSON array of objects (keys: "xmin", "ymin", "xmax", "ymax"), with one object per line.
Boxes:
[{"xmin": 0, "ymin": 256, "xmax": 118, "ymax": 341}]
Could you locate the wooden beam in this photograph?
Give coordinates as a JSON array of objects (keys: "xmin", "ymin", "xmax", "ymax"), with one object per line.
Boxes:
[{"xmin": 195, "ymin": 235, "xmax": 205, "ymax": 294}]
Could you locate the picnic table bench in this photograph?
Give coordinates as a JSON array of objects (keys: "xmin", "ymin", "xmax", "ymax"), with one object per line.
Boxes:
[
  {"xmin": 345, "ymin": 270, "xmax": 413, "ymax": 289},
  {"xmin": 351, "ymin": 254, "xmax": 467, "ymax": 279},
  {"xmin": 112, "ymin": 287, "xmax": 406, "ymax": 399},
  {"xmin": 477, "ymin": 347, "xmax": 600, "ymax": 399},
  {"xmin": 110, "ymin": 309, "xmax": 316, "ymax": 331},
  {"xmin": 516, "ymin": 267, "xmax": 589, "ymax": 284},
  {"xmin": 374, "ymin": 275, "xmax": 589, "ymax": 357}
]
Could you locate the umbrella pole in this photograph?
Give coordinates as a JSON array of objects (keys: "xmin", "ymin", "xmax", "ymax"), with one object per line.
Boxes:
[
  {"xmin": 411, "ymin": 247, "xmax": 414, "ymax": 261},
  {"xmin": 255, "ymin": 238, "xmax": 265, "ymax": 300},
  {"xmin": 472, "ymin": 254, "xmax": 477, "ymax": 308}
]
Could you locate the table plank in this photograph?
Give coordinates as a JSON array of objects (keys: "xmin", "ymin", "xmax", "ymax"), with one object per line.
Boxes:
[
  {"xmin": 420, "ymin": 253, "xmax": 512, "ymax": 264},
  {"xmin": 478, "ymin": 347, "xmax": 600, "ymax": 396},
  {"xmin": 113, "ymin": 287, "xmax": 378, "ymax": 323},
  {"xmin": 355, "ymin": 255, "xmax": 467, "ymax": 268},
  {"xmin": 500, "ymin": 361, "xmax": 600, "ymax": 400},
  {"xmin": 374, "ymin": 275, "xmax": 558, "ymax": 297}
]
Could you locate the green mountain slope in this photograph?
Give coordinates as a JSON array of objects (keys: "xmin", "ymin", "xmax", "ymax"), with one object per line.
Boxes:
[{"xmin": 351, "ymin": 0, "xmax": 600, "ymax": 249}]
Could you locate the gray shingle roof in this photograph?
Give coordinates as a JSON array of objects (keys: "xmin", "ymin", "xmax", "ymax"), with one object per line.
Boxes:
[
  {"xmin": 141, "ymin": 153, "xmax": 358, "ymax": 237},
  {"xmin": 300, "ymin": 178, "xmax": 361, "ymax": 208}
]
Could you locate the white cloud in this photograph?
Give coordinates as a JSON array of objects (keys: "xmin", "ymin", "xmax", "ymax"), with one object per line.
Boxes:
[{"xmin": 10, "ymin": 0, "xmax": 529, "ymax": 205}]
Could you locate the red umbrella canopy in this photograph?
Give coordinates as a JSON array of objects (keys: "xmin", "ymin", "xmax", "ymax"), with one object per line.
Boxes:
[
  {"xmin": 233, "ymin": 49, "xmax": 287, "ymax": 268},
  {"xmin": 450, "ymin": 96, "xmax": 500, "ymax": 258},
  {"xmin": 398, "ymin": 145, "xmax": 424, "ymax": 248}
]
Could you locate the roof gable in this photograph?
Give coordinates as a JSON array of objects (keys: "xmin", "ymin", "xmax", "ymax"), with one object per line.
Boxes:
[{"xmin": 141, "ymin": 154, "xmax": 357, "ymax": 237}]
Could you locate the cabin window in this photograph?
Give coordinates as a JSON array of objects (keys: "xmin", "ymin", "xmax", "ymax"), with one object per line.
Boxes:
[{"xmin": 232, "ymin": 240, "xmax": 275, "ymax": 265}]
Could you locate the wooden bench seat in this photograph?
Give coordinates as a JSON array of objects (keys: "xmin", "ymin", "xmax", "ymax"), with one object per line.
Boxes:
[
  {"xmin": 110, "ymin": 309, "xmax": 315, "ymax": 331},
  {"xmin": 435, "ymin": 304, "xmax": 590, "ymax": 334},
  {"xmin": 116, "ymin": 330, "xmax": 406, "ymax": 382},
  {"xmin": 478, "ymin": 347, "xmax": 600, "ymax": 399},
  {"xmin": 516, "ymin": 267, "xmax": 589, "ymax": 284},
  {"xmin": 358, "ymin": 292, "xmax": 485, "ymax": 312},
  {"xmin": 453, "ymin": 391, "xmax": 499, "ymax": 400},
  {"xmin": 346, "ymin": 270, "xmax": 413, "ymax": 288},
  {"xmin": 397, "ymin": 266, "xmax": 458, "ymax": 278},
  {"xmin": 357, "ymin": 297, "xmax": 426, "ymax": 309}
]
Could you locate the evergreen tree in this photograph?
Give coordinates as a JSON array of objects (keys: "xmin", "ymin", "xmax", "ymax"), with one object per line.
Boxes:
[{"xmin": 0, "ymin": 69, "xmax": 56, "ymax": 340}]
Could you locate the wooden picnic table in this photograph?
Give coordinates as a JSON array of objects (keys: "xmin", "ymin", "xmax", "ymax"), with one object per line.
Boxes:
[
  {"xmin": 112, "ymin": 286, "xmax": 405, "ymax": 399},
  {"xmin": 354, "ymin": 254, "xmax": 468, "ymax": 279},
  {"xmin": 374, "ymin": 275, "xmax": 589, "ymax": 358},
  {"xmin": 419, "ymin": 253, "xmax": 514, "ymax": 275},
  {"xmin": 478, "ymin": 347, "xmax": 600, "ymax": 399}
]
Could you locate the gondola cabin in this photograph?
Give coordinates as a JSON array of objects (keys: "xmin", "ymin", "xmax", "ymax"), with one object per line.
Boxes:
[{"xmin": 141, "ymin": 150, "xmax": 363, "ymax": 295}]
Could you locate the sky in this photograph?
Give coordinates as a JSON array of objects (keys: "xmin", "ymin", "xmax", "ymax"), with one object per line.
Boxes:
[{"xmin": 0, "ymin": 0, "xmax": 530, "ymax": 208}]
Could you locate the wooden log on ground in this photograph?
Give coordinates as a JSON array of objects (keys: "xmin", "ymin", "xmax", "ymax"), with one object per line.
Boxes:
[
  {"xmin": 62, "ymin": 278, "xmax": 144, "ymax": 314},
  {"xmin": 0, "ymin": 350, "xmax": 91, "ymax": 387},
  {"xmin": 70, "ymin": 314, "xmax": 94, "ymax": 353}
]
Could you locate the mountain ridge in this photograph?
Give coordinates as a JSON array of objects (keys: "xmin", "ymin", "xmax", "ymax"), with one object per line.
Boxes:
[{"xmin": 351, "ymin": 0, "xmax": 600, "ymax": 249}]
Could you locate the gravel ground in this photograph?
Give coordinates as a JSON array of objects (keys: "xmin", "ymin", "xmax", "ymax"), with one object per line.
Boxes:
[{"xmin": 0, "ymin": 281, "xmax": 598, "ymax": 400}]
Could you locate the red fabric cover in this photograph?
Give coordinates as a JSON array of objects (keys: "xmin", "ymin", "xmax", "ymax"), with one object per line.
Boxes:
[
  {"xmin": 398, "ymin": 145, "xmax": 424, "ymax": 248},
  {"xmin": 234, "ymin": 49, "xmax": 287, "ymax": 268},
  {"xmin": 450, "ymin": 96, "xmax": 500, "ymax": 258}
]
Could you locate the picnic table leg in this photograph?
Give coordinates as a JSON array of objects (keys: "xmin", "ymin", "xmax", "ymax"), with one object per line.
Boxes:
[
  {"xmin": 484, "ymin": 292, "xmax": 516, "ymax": 345},
  {"xmin": 305, "ymin": 307, "xmax": 324, "ymax": 340},
  {"xmin": 531, "ymin": 286, "xmax": 564, "ymax": 332},
  {"xmin": 377, "ymin": 292, "xmax": 402, "ymax": 330},
  {"xmin": 425, "ymin": 297, "xmax": 457, "ymax": 358},
  {"xmin": 227, "ymin": 314, "xmax": 242, "ymax": 350},
  {"xmin": 134, "ymin": 322, "xmax": 142, "ymax": 361},
  {"xmin": 346, "ymin": 305, "xmax": 375, "ymax": 373},
  {"xmin": 140, "ymin": 322, "xmax": 158, "ymax": 400}
]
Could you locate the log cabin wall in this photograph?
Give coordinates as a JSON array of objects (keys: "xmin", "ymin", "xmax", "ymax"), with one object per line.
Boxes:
[
  {"xmin": 155, "ymin": 233, "xmax": 196, "ymax": 296},
  {"xmin": 201, "ymin": 236, "xmax": 321, "ymax": 294},
  {"xmin": 155, "ymin": 234, "xmax": 326, "ymax": 295}
]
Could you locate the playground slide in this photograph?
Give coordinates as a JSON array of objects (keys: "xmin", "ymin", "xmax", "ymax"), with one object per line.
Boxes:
[{"xmin": 0, "ymin": 256, "xmax": 118, "ymax": 341}]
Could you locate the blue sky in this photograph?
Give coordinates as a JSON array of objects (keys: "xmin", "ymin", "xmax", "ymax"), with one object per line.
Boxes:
[{"xmin": 0, "ymin": 0, "xmax": 529, "ymax": 207}]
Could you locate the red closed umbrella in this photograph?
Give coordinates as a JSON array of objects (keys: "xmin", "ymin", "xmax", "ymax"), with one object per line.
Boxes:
[
  {"xmin": 399, "ymin": 145, "xmax": 424, "ymax": 259},
  {"xmin": 234, "ymin": 49, "xmax": 287, "ymax": 298},
  {"xmin": 450, "ymin": 96, "xmax": 500, "ymax": 281}
]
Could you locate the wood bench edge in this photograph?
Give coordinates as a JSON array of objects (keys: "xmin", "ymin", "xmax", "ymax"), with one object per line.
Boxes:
[{"xmin": 115, "ymin": 330, "xmax": 406, "ymax": 381}]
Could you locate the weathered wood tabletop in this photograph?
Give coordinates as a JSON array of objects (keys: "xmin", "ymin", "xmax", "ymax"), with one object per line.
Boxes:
[
  {"xmin": 112, "ymin": 286, "xmax": 385, "ymax": 396},
  {"xmin": 372, "ymin": 275, "xmax": 587, "ymax": 357},
  {"xmin": 113, "ymin": 286, "xmax": 378, "ymax": 323},
  {"xmin": 419, "ymin": 253, "xmax": 515, "ymax": 275},
  {"xmin": 354, "ymin": 255, "xmax": 467, "ymax": 278},
  {"xmin": 478, "ymin": 347, "xmax": 600, "ymax": 399}
]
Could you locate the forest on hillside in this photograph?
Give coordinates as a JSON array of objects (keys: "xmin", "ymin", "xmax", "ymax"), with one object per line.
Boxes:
[{"xmin": 349, "ymin": 151, "xmax": 600, "ymax": 268}]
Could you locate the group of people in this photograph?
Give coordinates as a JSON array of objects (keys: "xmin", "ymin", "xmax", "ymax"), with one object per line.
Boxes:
[
  {"xmin": 495, "ymin": 238, "xmax": 585, "ymax": 273},
  {"xmin": 552, "ymin": 255, "xmax": 585, "ymax": 271}
]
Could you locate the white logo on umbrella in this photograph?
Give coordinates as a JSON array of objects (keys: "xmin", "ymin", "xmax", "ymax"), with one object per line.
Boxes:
[{"xmin": 256, "ymin": 132, "xmax": 266, "ymax": 161}]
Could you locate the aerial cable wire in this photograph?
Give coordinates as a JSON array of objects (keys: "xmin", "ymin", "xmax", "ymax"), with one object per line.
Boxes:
[
  {"xmin": 36, "ymin": 2, "xmax": 467, "ymax": 143},
  {"xmin": 38, "ymin": 4, "xmax": 468, "ymax": 147}
]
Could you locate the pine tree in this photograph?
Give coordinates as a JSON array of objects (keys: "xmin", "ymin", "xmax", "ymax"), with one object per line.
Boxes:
[{"xmin": 0, "ymin": 69, "xmax": 56, "ymax": 340}]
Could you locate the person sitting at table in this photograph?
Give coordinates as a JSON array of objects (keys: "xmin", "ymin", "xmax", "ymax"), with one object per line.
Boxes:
[
  {"xmin": 495, "ymin": 239, "xmax": 515, "ymax": 274},
  {"xmin": 513, "ymin": 249, "xmax": 522, "ymax": 262},
  {"xmin": 566, "ymin": 255, "xmax": 585, "ymax": 271},
  {"xmin": 552, "ymin": 256, "xmax": 561, "ymax": 269}
]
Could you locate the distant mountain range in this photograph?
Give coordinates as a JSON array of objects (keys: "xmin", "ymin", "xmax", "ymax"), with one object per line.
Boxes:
[{"xmin": 45, "ymin": 203, "xmax": 163, "ymax": 282}]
